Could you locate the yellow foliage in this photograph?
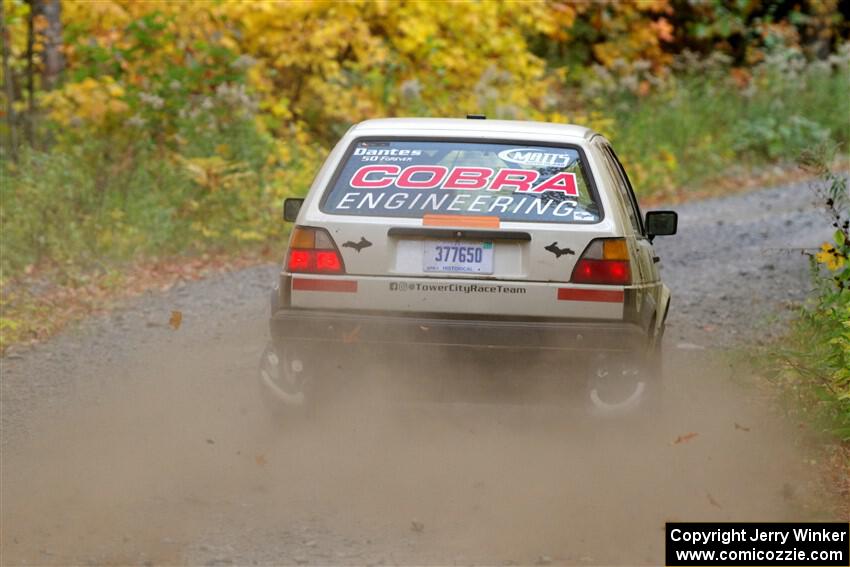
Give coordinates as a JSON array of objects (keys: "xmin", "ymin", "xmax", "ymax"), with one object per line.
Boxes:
[
  {"xmin": 42, "ymin": 76, "xmax": 129, "ymax": 128},
  {"xmin": 49, "ymin": 0, "xmax": 676, "ymax": 150},
  {"xmin": 178, "ymin": 156, "xmax": 253, "ymax": 193},
  {"xmin": 587, "ymin": 1, "xmax": 673, "ymax": 70},
  {"xmin": 816, "ymin": 243, "xmax": 847, "ymax": 272}
]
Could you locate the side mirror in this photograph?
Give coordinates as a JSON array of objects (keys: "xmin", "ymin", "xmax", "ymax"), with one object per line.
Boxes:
[
  {"xmin": 645, "ymin": 210, "xmax": 677, "ymax": 241},
  {"xmin": 283, "ymin": 198, "xmax": 304, "ymax": 222}
]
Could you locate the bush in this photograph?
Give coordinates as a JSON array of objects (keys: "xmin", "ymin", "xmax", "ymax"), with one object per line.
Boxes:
[
  {"xmin": 580, "ymin": 46, "xmax": 850, "ymax": 196},
  {"xmin": 0, "ymin": 12, "xmax": 323, "ymax": 280}
]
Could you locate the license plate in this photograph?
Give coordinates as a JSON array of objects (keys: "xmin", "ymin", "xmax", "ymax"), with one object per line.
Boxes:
[{"xmin": 423, "ymin": 241, "xmax": 494, "ymax": 274}]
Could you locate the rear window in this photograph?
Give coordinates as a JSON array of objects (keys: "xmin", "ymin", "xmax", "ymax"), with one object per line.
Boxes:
[{"xmin": 321, "ymin": 139, "xmax": 601, "ymax": 224}]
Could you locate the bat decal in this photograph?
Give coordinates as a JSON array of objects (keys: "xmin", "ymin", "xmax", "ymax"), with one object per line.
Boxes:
[
  {"xmin": 342, "ymin": 237, "xmax": 372, "ymax": 253},
  {"xmin": 544, "ymin": 242, "xmax": 575, "ymax": 258}
]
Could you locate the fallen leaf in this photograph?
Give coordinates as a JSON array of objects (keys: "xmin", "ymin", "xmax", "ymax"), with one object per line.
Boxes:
[
  {"xmin": 410, "ymin": 520, "xmax": 424, "ymax": 533},
  {"xmin": 707, "ymin": 492, "xmax": 722, "ymax": 508},
  {"xmin": 672, "ymin": 432, "xmax": 699, "ymax": 445},
  {"xmin": 255, "ymin": 454, "xmax": 267, "ymax": 466},
  {"xmin": 730, "ymin": 67, "xmax": 751, "ymax": 89},
  {"xmin": 169, "ymin": 310, "xmax": 182, "ymax": 330},
  {"xmin": 206, "ymin": 438, "xmax": 215, "ymax": 445},
  {"xmin": 342, "ymin": 325, "xmax": 361, "ymax": 344},
  {"xmin": 734, "ymin": 422, "xmax": 750, "ymax": 432}
]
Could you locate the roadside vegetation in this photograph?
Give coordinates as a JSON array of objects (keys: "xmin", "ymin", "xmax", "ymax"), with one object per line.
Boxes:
[
  {"xmin": 755, "ymin": 150, "xmax": 850, "ymax": 514},
  {"xmin": 1, "ymin": 0, "xmax": 849, "ymax": 351},
  {"xmin": 762, "ymin": 150, "xmax": 849, "ymax": 440}
]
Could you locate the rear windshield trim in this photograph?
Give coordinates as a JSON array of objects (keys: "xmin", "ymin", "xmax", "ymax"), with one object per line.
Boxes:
[{"xmin": 319, "ymin": 135, "xmax": 605, "ymax": 225}]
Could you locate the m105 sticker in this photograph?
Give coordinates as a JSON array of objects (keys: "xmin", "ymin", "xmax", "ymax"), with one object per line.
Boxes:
[{"xmin": 497, "ymin": 147, "xmax": 573, "ymax": 168}]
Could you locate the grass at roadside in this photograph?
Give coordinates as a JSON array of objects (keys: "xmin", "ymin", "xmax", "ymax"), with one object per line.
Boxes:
[
  {"xmin": 760, "ymin": 150, "xmax": 849, "ymax": 441},
  {"xmin": 755, "ymin": 150, "xmax": 850, "ymax": 515},
  {"xmin": 0, "ymin": 249, "xmax": 275, "ymax": 354},
  {"xmin": 586, "ymin": 48, "xmax": 850, "ymax": 199}
]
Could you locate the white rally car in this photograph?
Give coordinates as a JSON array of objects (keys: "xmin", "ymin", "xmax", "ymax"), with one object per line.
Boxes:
[{"xmin": 260, "ymin": 117, "xmax": 677, "ymax": 414}]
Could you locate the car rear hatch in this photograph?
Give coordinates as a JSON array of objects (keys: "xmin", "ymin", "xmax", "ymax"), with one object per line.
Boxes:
[{"xmin": 287, "ymin": 138, "xmax": 625, "ymax": 319}]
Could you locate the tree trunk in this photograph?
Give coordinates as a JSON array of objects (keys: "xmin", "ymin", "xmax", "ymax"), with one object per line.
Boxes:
[
  {"xmin": 25, "ymin": 0, "xmax": 34, "ymax": 146},
  {"xmin": 39, "ymin": 0, "xmax": 64, "ymax": 90},
  {"xmin": 1, "ymin": 0, "xmax": 18, "ymax": 159}
]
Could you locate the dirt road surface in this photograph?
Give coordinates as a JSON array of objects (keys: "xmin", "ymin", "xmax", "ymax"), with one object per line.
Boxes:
[{"xmin": 0, "ymin": 180, "xmax": 841, "ymax": 566}]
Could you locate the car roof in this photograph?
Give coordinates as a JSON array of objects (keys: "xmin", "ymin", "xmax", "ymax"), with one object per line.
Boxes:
[{"xmin": 351, "ymin": 117, "xmax": 597, "ymax": 142}]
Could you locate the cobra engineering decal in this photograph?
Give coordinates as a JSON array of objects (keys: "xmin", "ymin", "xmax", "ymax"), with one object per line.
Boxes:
[{"xmin": 349, "ymin": 165, "xmax": 579, "ymax": 196}]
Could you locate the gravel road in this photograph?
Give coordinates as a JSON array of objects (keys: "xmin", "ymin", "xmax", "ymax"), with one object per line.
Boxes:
[{"xmin": 0, "ymin": 180, "xmax": 840, "ymax": 566}]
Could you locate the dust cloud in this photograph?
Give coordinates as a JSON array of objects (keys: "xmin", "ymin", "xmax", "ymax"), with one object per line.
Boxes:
[{"xmin": 1, "ymin": 332, "xmax": 826, "ymax": 566}]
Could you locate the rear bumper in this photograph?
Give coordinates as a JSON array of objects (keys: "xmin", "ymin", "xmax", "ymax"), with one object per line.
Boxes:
[{"xmin": 270, "ymin": 308, "xmax": 648, "ymax": 352}]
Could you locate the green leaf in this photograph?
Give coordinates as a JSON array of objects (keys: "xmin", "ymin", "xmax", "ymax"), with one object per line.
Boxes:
[
  {"xmin": 833, "ymin": 426, "xmax": 850, "ymax": 442},
  {"xmin": 834, "ymin": 230, "xmax": 846, "ymax": 246},
  {"xmin": 814, "ymin": 386, "xmax": 835, "ymax": 402}
]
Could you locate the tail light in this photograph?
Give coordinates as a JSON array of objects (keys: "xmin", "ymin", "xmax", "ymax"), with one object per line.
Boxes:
[
  {"xmin": 286, "ymin": 226, "xmax": 345, "ymax": 274},
  {"xmin": 571, "ymin": 238, "xmax": 631, "ymax": 285}
]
